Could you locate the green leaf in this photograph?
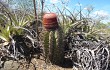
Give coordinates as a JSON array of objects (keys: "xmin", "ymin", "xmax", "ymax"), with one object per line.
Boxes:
[{"xmin": 0, "ymin": 35, "xmax": 8, "ymax": 42}]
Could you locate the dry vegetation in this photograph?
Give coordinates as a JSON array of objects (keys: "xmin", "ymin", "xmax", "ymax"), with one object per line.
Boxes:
[{"xmin": 0, "ymin": 0, "xmax": 110, "ymax": 70}]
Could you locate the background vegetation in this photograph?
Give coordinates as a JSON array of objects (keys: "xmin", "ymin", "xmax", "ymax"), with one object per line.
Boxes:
[{"xmin": 0, "ymin": 0, "xmax": 110, "ymax": 70}]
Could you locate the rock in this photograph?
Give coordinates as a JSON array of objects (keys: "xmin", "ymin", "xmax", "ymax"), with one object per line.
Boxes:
[{"xmin": 0, "ymin": 60, "xmax": 19, "ymax": 70}]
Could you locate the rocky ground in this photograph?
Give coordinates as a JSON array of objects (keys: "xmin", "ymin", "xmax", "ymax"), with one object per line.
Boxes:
[{"xmin": 0, "ymin": 58, "xmax": 75, "ymax": 70}]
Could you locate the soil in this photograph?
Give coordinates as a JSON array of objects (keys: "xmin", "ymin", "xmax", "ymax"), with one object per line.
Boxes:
[{"xmin": 0, "ymin": 58, "xmax": 77, "ymax": 70}]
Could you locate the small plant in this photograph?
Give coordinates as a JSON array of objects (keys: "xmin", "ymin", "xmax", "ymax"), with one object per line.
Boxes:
[{"xmin": 43, "ymin": 13, "xmax": 64, "ymax": 65}]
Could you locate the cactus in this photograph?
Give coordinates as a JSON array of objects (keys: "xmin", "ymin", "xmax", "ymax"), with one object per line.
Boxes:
[
  {"xmin": 44, "ymin": 30, "xmax": 49, "ymax": 62},
  {"xmin": 43, "ymin": 26, "xmax": 64, "ymax": 65},
  {"xmin": 53, "ymin": 26, "xmax": 64, "ymax": 65},
  {"xmin": 49, "ymin": 31, "xmax": 55, "ymax": 62}
]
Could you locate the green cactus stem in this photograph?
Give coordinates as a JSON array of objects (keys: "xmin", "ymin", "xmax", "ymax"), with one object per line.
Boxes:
[
  {"xmin": 43, "ymin": 26, "xmax": 64, "ymax": 65},
  {"xmin": 44, "ymin": 31, "xmax": 49, "ymax": 62},
  {"xmin": 53, "ymin": 26, "xmax": 64, "ymax": 65}
]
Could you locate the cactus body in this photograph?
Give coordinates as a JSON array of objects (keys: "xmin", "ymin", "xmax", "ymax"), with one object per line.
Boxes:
[
  {"xmin": 43, "ymin": 27, "xmax": 64, "ymax": 65},
  {"xmin": 44, "ymin": 31, "xmax": 49, "ymax": 62}
]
